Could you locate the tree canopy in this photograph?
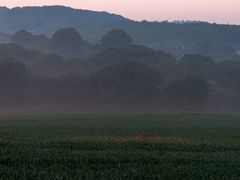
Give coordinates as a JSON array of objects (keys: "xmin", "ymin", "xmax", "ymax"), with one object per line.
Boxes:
[{"xmin": 100, "ymin": 29, "xmax": 132, "ymax": 49}]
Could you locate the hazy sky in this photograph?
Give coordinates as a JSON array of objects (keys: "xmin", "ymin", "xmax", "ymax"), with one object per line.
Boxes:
[{"xmin": 1, "ymin": 0, "xmax": 240, "ymax": 24}]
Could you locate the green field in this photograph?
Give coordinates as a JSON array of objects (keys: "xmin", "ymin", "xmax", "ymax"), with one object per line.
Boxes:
[{"xmin": 0, "ymin": 113, "xmax": 240, "ymax": 179}]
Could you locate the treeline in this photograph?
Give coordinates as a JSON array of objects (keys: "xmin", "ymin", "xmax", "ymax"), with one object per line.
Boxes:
[{"xmin": 0, "ymin": 28, "xmax": 240, "ymax": 112}]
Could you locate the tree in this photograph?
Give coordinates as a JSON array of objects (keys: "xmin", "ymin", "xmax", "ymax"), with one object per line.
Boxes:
[
  {"xmin": 216, "ymin": 60, "xmax": 240, "ymax": 93},
  {"xmin": 51, "ymin": 28, "xmax": 91, "ymax": 57},
  {"xmin": 0, "ymin": 43, "xmax": 38, "ymax": 63},
  {"xmin": 0, "ymin": 58, "xmax": 31, "ymax": 88},
  {"xmin": 100, "ymin": 29, "xmax": 132, "ymax": 49},
  {"xmin": 52, "ymin": 28, "xmax": 84, "ymax": 46},
  {"xmin": 91, "ymin": 61, "xmax": 162, "ymax": 104},
  {"xmin": 11, "ymin": 30, "xmax": 33, "ymax": 46},
  {"xmin": 164, "ymin": 75, "xmax": 210, "ymax": 107},
  {"xmin": 11, "ymin": 30, "xmax": 51, "ymax": 52},
  {"xmin": 88, "ymin": 45, "xmax": 176, "ymax": 77},
  {"xmin": 177, "ymin": 54, "xmax": 216, "ymax": 79}
]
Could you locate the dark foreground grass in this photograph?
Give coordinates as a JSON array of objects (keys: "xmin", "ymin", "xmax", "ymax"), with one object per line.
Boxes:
[{"xmin": 0, "ymin": 113, "xmax": 240, "ymax": 179}]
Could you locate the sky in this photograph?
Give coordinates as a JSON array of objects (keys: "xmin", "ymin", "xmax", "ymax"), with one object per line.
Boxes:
[{"xmin": 1, "ymin": 0, "xmax": 240, "ymax": 24}]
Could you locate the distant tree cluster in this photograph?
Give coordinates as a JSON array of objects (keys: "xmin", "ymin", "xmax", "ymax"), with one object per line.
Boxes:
[{"xmin": 0, "ymin": 28, "xmax": 239, "ymax": 112}]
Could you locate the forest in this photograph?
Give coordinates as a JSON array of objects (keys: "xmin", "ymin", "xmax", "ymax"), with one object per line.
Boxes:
[{"xmin": 0, "ymin": 27, "xmax": 240, "ymax": 112}]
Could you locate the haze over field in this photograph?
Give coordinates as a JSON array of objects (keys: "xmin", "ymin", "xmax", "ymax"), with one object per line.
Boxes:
[
  {"xmin": 1, "ymin": 0, "xmax": 240, "ymax": 24},
  {"xmin": 0, "ymin": 4, "xmax": 239, "ymax": 112},
  {"xmin": 1, "ymin": 2, "xmax": 240, "ymax": 179},
  {"xmin": 0, "ymin": 1, "xmax": 239, "ymax": 113}
]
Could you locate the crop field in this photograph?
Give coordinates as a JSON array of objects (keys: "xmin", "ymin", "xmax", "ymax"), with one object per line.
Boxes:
[{"xmin": 0, "ymin": 113, "xmax": 240, "ymax": 179}]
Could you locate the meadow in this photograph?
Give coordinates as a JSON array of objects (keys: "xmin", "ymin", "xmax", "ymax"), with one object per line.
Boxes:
[{"xmin": 0, "ymin": 112, "xmax": 240, "ymax": 179}]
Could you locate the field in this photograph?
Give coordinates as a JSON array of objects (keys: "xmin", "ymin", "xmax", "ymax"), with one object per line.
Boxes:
[{"xmin": 0, "ymin": 113, "xmax": 240, "ymax": 179}]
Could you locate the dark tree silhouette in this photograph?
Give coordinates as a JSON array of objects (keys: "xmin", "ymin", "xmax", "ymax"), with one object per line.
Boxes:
[
  {"xmin": 100, "ymin": 29, "xmax": 132, "ymax": 49},
  {"xmin": 178, "ymin": 54, "xmax": 216, "ymax": 79},
  {"xmin": 11, "ymin": 30, "xmax": 33, "ymax": 46},
  {"xmin": 91, "ymin": 61, "xmax": 162, "ymax": 104},
  {"xmin": 165, "ymin": 75, "xmax": 210, "ymax": 107},
  {"xmin": 51, "ymin": 28, "xmax": 92, "ymax": 58}
]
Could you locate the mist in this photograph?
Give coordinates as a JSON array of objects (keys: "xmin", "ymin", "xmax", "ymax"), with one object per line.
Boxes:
[{"xmin": 0, "ymin": 6, "xmax": 240, "ymax": 113}]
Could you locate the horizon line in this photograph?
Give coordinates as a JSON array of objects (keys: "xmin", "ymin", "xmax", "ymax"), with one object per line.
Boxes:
[{"xmin": 0, "ymin": 5, "xmax": 239, "ymax": 26}]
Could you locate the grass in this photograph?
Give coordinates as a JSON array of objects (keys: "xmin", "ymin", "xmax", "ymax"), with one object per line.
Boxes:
[{"xmin": 0, "ymin": 112, "xmax": 240, "ymax": 179}]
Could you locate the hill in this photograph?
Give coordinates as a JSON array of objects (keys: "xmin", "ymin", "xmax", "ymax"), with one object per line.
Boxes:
[
  {"xmin": 0, "ymin": 6, "xmax": 240, "ymax": 60},
  {"xmin": 0, "ymin": 6, "xmax": 126, "ymax": 38}
]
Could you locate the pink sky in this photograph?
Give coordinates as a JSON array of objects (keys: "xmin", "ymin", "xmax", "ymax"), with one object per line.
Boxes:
[{"xmin": 1, "ymin": 0, "xmax": 240, "ymax": 24}]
